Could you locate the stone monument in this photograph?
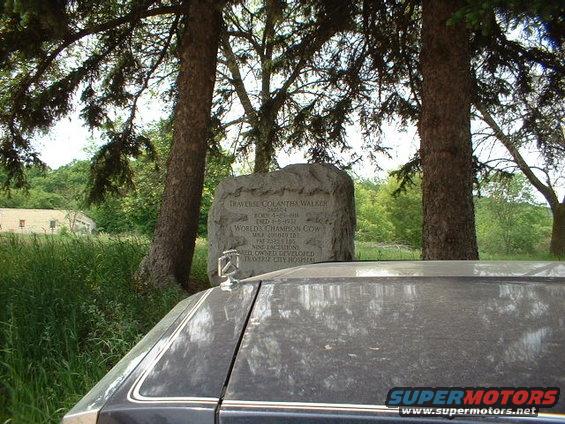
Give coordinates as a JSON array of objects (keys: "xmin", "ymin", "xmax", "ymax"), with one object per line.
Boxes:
[{"xmin": 207, "ymin": 163, "xmax": 355, "ymax": 284}]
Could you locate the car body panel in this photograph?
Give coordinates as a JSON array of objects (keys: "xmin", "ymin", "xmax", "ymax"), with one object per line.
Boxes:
[
  {"xmin": 62, "ymin": 261, "xmax": 565, "ymax": 424},
  {"xmin": 219, "ymin": 409, "xmax": 565, "ymax": 424},
  {"xmin": 96, "ymin": 282, "xmax": 259, "ymax": 424},
  {"xmin": 243, "ymin": 260, "xmax": 565, "ymax": 281},
  {"xmin": 63, "ymin": 283, "xmax": 260, "ymax": 424},
  {"xmin": 220, "ymin": 275, "xmax": 565, "ymax": 422}
]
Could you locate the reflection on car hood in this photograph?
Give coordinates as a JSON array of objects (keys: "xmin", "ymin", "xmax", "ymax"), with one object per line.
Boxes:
[
  {"xmin": 222, "ymin": 275, "xmax": 565, "ymax": 420},
  {"xmin": 243, "ymin": 260, "xmax": 565, "ymax": 280}
]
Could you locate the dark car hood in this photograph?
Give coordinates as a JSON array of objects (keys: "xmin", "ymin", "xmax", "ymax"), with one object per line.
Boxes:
[
  {"xmin": 221, "ymin": 276, "xmax": 565, "ymax": 421},
  {"xmin": 64, "ymin": 262, "xmax": 565, "ymax": 424},
  {"xmin": 95, "ymin": 283, "xmax": 260, "ymax": 424}
]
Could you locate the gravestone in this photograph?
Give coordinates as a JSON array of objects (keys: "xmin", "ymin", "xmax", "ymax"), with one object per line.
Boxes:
[{"xmin": 207, "ymin": 163, "xmax": 355, "ymax": 284}]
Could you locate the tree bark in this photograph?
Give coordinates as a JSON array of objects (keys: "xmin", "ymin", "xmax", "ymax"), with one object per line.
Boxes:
[
  {"xmin": 253, "ymin": 0, "xmax": 275, "ymax": 174},
  {"xmin": 137, "ymin": 0, "xmax": 222, "ymax": 291},
  {"xmin": 550, "ymin": 202, "xmax": 565, "ymax": 258},
  {"xmin": 253, "ymin": 116, "xmax": 276, "ymax": 173},
  {"xmin": 420, "ymin": 0, "xmax": 479, "ymax": 259}
]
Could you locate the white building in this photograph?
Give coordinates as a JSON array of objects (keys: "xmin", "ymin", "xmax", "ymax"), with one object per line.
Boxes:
[{"xmin": 0, "ymin": 208, "xmax": 96, "ymax": 234}]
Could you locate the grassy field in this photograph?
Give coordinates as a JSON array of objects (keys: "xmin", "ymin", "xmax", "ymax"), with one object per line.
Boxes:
[
  {"xmin": 0, "ymin": 234, "xmax": 557, "ymax": 423},
  {"xmin": 355, "ymin": 241, "xmax": 555, "ymax": 261},
  {"xmin": 355, "ymin": 242, "xmax": 420, "ymax": 260},
  {"xmin": 0, "ymin": 235, "xmax": 189, "ymax": 423}
]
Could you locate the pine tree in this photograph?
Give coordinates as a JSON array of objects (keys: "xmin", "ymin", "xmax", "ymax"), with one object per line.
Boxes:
[
  {"xmin": 419, "ymin": 0, "xmax": 478, "ymax": 259},
  {"xmin": 218, "ymin": 0, "xmax": 359, "ymax": 173},
  {"xmin": 467, "ymin": 2, "xmax": 564, "ymax": 257},
  {"xmin": 358, "ymin": 0, "xmax": 562, "ymax": 258}
]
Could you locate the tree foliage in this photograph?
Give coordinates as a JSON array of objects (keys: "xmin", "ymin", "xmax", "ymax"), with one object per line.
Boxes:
[
  {"xmin": 0, "ymin": 0, "xmax": 183, "ymax": 196},
  {"xmin": 355, "ymin": 173, "xmax": 552, "ymax": 255},
  {"xmin": 0, "ymin": 0, "xmax": 372, "ymax": 190},
  {"xmin": 1, "ymin": 0, "xmax": 560, "ymax": 262},
  {"xmin": 467, "ymin": 1, "xmax": 564, "ymax": 256},
  {"xmin": 470, "ymin": 1, "xmax": 564, "ymax": 168},
  {"xmin": 354, "ymin": 180, "xmax": 394, "ymax": 243},
  {"xmin": 0, "ymin": 161, "xmax": 87, "ymax": 209},
  {"xmin": 354, "ymin": 1, "xmax": 563, "ymax": 185},
  {"xmin": 217, "ymin": 0, "xmax": 367, "ymax": 172},
  {"xmin": 475, "ymin": 174, "xmax": 552, "ymax": 255}
]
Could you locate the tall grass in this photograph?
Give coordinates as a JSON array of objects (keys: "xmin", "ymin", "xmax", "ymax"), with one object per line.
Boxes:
[
  {"xmin": 355, "ymin": 242, "xmax": 420, "ymax": 260},
  {"xmin": 0, "ymin": 234, "xmax": 189, "ymax": 423}
]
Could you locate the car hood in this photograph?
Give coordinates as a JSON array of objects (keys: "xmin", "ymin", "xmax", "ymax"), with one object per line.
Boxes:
[
  {"xmin": 222, "ymin": 276, "xmax": 565, "ymax": 421},
  {"xmin": 63, "ymin": 262, "xmax": 565, "ymax": 424},
  {"xmin": 64, "ymin": 283, "xmax": 260, "ymax": 424}
]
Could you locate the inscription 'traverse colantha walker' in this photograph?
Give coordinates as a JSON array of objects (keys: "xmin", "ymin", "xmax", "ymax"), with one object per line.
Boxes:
[
  {"xmin": 230, "ymin": 194, "xmax": 329, "ymax": 265},
  {"xmin": 229, "ymin": 199, "xmax": 329, "ymax": 208}
]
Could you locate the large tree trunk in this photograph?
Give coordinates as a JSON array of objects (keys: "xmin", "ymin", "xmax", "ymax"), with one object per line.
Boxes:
[
  {"xmin": 137, "ymin": 0, "xmax": 222, "ymax": 291},
  {"xmin": 550, "ymin": 202, "xmax": 565, "ymax": 258},
  {"xmin": 419, "ymin": 0, "xmax": 479, "ymax": 259}
]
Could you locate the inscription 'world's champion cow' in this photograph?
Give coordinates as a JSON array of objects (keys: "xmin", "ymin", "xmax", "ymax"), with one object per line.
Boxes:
[{"xmin": 207, "ymin": 164, "xmax": 356, "ymax": 284}]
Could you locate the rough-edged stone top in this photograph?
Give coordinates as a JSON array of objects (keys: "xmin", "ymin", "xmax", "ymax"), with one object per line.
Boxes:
[{"xmin": 207, "ymin": 163, "xmax": 356, "ymax": 285}]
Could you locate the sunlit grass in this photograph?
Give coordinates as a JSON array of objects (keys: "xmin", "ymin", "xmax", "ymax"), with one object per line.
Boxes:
[
  {"xmin": 355, "ymin": 242, "xmax": 420, "ymax": 260},
  {"xmin": 0, "ymin": 234, "xmax": 188, "ymax": 423},
  {"xmin": 355, "ymin": 241, "xmax": 555, "ymax": 261}
]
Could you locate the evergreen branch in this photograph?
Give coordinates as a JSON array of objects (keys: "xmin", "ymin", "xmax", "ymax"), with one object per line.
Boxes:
[
  {"xmin": 227, "ymin": 30, "xmax": 263, "ymax": 55},
  {"xmin": 221, "ymin": 33, "xmax": 258, "ymax": 124},
  {"xmin": 9, "ymin": 4, "xmax": 182, "ymax": 131},
  {"xmin": 126, "ymin": 16, "xmax": 180, "ymax": 131},
  {"xmin": 3, "ymin": 21, "xmax": 139, "ymax": 188},
  {"xmin": 271, "ymin": 5, "xmax": 350, "ymax": 113},
  {"xmin": 475, "ymin": 101, "xmax": 559, "ymax": 210},
  {"xmin": 490, "ymin": 16, "xmax": 564, "ymax": 74}
]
